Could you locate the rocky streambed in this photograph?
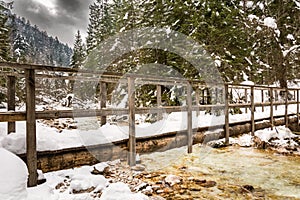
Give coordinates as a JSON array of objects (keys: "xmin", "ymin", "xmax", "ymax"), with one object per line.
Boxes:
[
  {"xmin": 140, "ymin": 144, "xmax": 300, "ymax": 199},
  {"xmin": 43, "ymin": 125, "xmax": 300, "ymax": 199},
  {"xmin": 51, "ymin": 143, "xmax": 300, "ymax": 199}
]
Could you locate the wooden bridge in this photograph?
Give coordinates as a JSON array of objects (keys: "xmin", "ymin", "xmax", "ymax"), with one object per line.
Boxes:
[{"xmin": 0, "ymin": 61, "xmax": 300, "ymax": 186}]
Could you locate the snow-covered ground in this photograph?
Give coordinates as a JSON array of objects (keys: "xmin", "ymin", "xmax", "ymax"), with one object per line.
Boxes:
[
  {"xmin": 1, "ymin": 125, "xmax": 299, "ymax": 200},
  {"xmin": 0, "ymin": 103, "xmax": 297, "ymax": 154},
  {"xmin": 209, "ymin": 125, "xmax": 300, "ymax": 150},
  {"xmin": 0, "ymin": 148, "xmax": 150, "ymax": 200}
]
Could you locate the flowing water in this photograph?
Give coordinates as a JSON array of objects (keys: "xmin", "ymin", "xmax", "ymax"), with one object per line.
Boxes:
[{"xmin": 140, "ymin": 145, "xmax": 300, "ymax": 199}]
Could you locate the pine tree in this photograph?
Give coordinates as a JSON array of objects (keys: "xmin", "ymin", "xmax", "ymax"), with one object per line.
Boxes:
[
  {"xmin": 12, "ymin": 33, "xmax": 29, "ymax": 63},
  {"xmin": 243, "ymin": 0, "xmax": 300, "ymax": 87},
  {"xmin": 86, "ymin": 0, "xmax": 114, "ymax": 55},
  {"xmin": 70, "ymin": 30, "xmax": 86, "ymax": 69},
  {"xmin": 0, "ymin": 4, "xmax": 11, "ymax": 61}
]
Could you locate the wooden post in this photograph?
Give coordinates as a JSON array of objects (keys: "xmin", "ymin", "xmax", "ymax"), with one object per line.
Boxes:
[
  {"xmin": 297, "ymin": 89, "xmax": 299, "ymax": 125},
  {"xmin": 285, "ymin": 87, "xmax": 288, "ymax": 127},
  {"xmin": 156, "ymin": 85, "xmax": 162, "ymax": 120},
  {"xmin": 100, "ymin": 82, "xmax": 107, "ymax": 126},
  {"xmin": 261, "ymin": 89, "xmax": 264, "ymax": 112},
  {"xmin": 187, "ymin": 83, "xmax": 193, "ymax": 153},
  {"xmin": 128, "ymin": 77, "xmax": 136, "ymax": 166},
  {"xmin": 7, "ymin": 76, "xmax": 16, "ymax": 134},
  {"xmin": 207, "ymin": 88, "xmax": 211, "ymax": 104},
  {"xmin": 215, "ymin": 87, "xmax": 218, "ymax": 104},
  {"xmin": 25, "ymin": 69, "xmax": 37, "ymax": 187},
  {"xmin": 251, "ymin": 86, "xmax": 255, "ymax": 136},
  {"xmin": 244, "ymin": 88, "xmax": 248, "ymax": 113},
  {"xmin": 275, "ymin": 89, "xmax": 278, "ymax": 110},
  {"xmin": 201, "ymin": 89, "xmax": 205, "ymax": 105},
  {"xmin": 195, "ymin": 87, "xmax": 200, "ymax": 116},
  {"xmin": 270, "ymin": 88, "xmax": 274, "ymax": 130},
  {"xmin": 224, "ymin": 84, "xmax": 229, "ymax": 145}
]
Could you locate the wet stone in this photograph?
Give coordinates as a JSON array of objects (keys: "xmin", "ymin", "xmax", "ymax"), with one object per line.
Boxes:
[
  {"xmin": 199, "ymin": 180, "xmax": 217, "ymax": 188},
  {"xmin": 72, "ymin": 186, "xmax": 95, "ymax": 194},
  {"xmin": 149, "ymin": 196, "xmax": 166, "ymax": 200},
  {"xmin": 131, "ymin": 164, "xmax": 146, "ymax": 171},
  {"xmin": 55, "ymin": 182, "xmax": 65, "ymax": 190},
  {"xmin": 189, "ymin": 186, "xmax": 201, "ymax": 191},
  {"xmin": 242, "ymin": 184, "xmax": 255, "ymax": 192},
  {"xmin": 194, "ymin": 178, "xmax": 206, "ymax": 183},
  {"xmin": 156, "ymin": 189, "xmax": 164, "ymax": 194}
]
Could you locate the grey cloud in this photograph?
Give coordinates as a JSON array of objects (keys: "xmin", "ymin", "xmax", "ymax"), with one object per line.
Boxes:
[{"xmin": 13, "ymin": 0, "xmax": 94, "ymax": 46}]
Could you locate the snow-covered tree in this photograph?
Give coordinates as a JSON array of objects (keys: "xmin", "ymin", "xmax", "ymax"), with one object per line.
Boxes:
[
  {"xmin": 12, "ymin": 33, "xmax": 29, "ymax": 63},
  {"xmin": 242, "ymin": 0, "xmax": 300, "ymax": 87},
  {"xmin": 86, "ymin": 0, "xmax": 114, "ymax": 54},
  {"xmin": 70, "ymin": 30, "xmax": 86, "ymax": 69},
  {"xmin": 0, "ymin": 4, "xmax": 11, "ymax": 61}
]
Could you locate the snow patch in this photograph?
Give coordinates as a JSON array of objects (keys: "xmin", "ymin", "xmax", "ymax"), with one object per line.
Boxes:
[
  {"xmin": 287, "ymin": 34, "xmax": 295, "ymax": 41},
  {"xmin": 263, "ymin": 17, "xmax": 277, "ymax": 29},
  {"xmin": 214, "ymin": 60, "xmax": 221, "ymax": 67},
  {"xmin": 27, "ymin": 184, "xmax": 58, "ymax": 200},
  {"xmin": 100, "ymin": 182, "xmax": 149, "ymax": 200},
  {"xmin": 0, "ymin": 148, "xmax": 28, "ymax": 200},
  {"xmin": 240, "ymin": 80, "xmax": 254, "ymax": 85}
]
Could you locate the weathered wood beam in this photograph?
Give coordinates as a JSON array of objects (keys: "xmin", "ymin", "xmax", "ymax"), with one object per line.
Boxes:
[
  {"xmin": 100, "ymin": 82, "xmax": 107, "ymax": 126},
  {"xmin": 128, "ymin": 76, "xmax": 136, "ymax": 166},
  {"xmin": 7, "ymin": 76, "xmax": 16, "ymax": 134},
  {"xmin": 25, "ymin": 69, "xmax": 37, "ymax": 187},
  {"xmin": 225, "ymin": 84, "xmax": 230, "ymax": 145},
  {"xmin": 251, "ymin": 86, "xmax": 255, "ymax": 136},
  {"xmin": 270, "ymin": 88, "xmax": 274, "ymax": 130},
  {"xmin": 187, "ymin": 83, "xmax": 193, "ymax": 153}
]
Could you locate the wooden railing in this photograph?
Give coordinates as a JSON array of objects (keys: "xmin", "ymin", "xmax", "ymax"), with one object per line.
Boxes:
[{"xmin": 0, "ymin": 61, "xmax": 300, "ymax": 186}]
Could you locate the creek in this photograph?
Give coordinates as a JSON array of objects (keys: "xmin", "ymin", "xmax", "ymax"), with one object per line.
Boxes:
[{"xmin": 140, "ymin": 145, "xmax": 300, "ymax": 199}]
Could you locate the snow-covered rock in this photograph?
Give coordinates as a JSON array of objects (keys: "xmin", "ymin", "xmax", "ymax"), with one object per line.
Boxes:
[
  {"xmin": 1, "ymin": 132, "xmax": 26, "ymax": 154},
  {"xmin": 0, "ymin": 148, "xmax": 28, "ymax": 200},
  {"xmin": 165, "ymin": 175, "xmax": 181, "ymax": 186},
  {"xmin": 236, "ymin": 134, "xmax": 253, "ymax": 147},
  {"xmin": 68, "ymin": 166, "xmax": 108, "ymax": 193},
  {"xmin": 255, "ymin": 126, "xmax": 297, "ymax": 143},
  {"xmin": 26, "ymin": 184, "xmax": 58, "ymax": 200},
  {"xmin": 100, "ymin": 182, "xmax": 149, "ymax": 200}
]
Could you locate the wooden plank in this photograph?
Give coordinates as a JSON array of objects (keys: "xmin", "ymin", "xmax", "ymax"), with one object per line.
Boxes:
[
  {"xmin": 0, "ymin": 99, "xmax": 293, "ymax": 123},
  {"xmin": 251, "ymin": 86, "xmax": 255, "ymax": 136},
  {"xmin": 285, "ymin": 88, "xmax": 289, "ymax": 127},
  {"xmin": 187, "ymin": 83, "xmax": 193, "ymax": 153},
  {"xmin": 25, "ymin": 69, "xmax": 37, "ymax": 187},
  {"xmin": 225, "ymin": 84, "xmax": 230, "ymax": 145},
  {"xmin": 128, "ymin": 77, "xmax": 136, "ymax": 166},
  {"xmin": 100, "ymin": 82, "xmax": 107, "ymax": 126},
  {"xmin": 0, "ymin": 112, "xmax": 26, "ymax": 122},
  {"xmin": 270, "ymin": 88, "xmax": 274, "ymax": 130},
  {"xmin": 7, "ymin": 76, "xmax": 16, "ymax": 134},
  {"xmin": 156, "ymin": 85, "xmax": 162, "ymax": 120}
]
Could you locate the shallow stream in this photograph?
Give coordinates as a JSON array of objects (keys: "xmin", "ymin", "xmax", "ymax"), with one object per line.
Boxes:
[{"xmin": 140, "ymin": 145, "xmax": 300, "ymax": 199}]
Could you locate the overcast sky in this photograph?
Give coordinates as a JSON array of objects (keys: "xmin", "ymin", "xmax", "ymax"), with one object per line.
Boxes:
[{"xmin": 12, "ymin": 0, "xmax": 94, "ymax": 47}]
